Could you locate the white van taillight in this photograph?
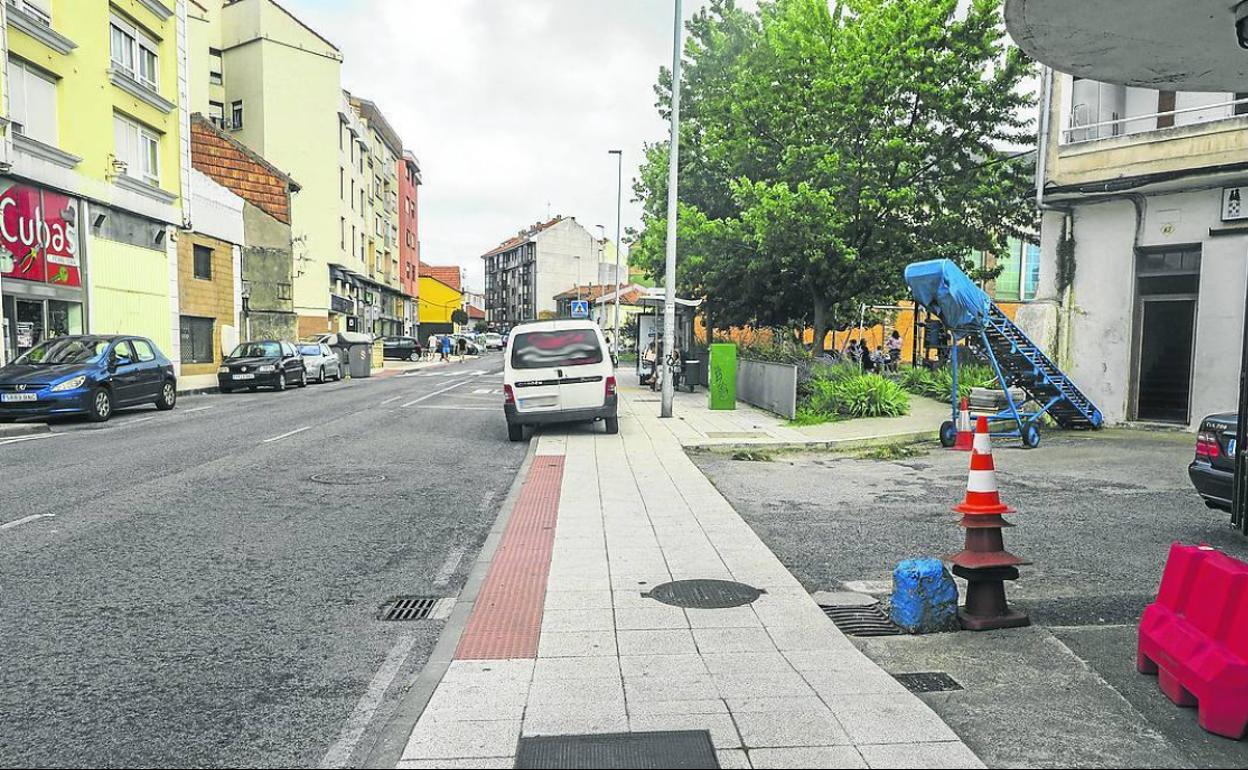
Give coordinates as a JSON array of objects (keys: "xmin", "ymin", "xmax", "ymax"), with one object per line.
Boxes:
[
  {"xmin": 504, "ymin": 384, "xmax": 516, "ymax": 405},
  {"xmin": 605, "ymin": 376, "xmax": 617, "ymax": 397}
]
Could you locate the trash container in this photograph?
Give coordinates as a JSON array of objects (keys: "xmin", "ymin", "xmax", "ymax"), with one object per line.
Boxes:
[{"xmin": 347, "ymin": 341, "xmax": 372, "ymax": 378}]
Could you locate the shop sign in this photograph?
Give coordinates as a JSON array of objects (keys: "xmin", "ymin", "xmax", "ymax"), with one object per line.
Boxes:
[
  {"xmin": 1222, "ymin": 186, "xmax": 1248, "ymax": 222},
  {"xmin": 0, "ymin": 183, "xmax": 80, "ymax": 288}
]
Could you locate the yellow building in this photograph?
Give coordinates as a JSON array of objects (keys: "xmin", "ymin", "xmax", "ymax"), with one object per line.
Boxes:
[
  {"xmin": 1, "ymin": 0, "xmax": 187, "ymax": 364},
  {"xmin": 418, "ymin": 273, "xmax": 463, "ymax": 337}
]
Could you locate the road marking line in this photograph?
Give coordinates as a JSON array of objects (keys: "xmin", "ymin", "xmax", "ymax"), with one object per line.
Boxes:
[
  {"xmin": 0, "ymin": 513, "xmax": 55, "ymax": 531},
  {"xmin": 0, "ymin": 433, "xmax": 58, "ymax": 447},
  {"xmin": 263, "ymin": 426, "xmax": 311, "ymax": 443},
  {"xmin": 179, "ymin": 406, "xmax": 215, "ymax": 414},
  {"xmin": 432, "ymin": 547, "xmax": 467, "ymax": 587},
  {"xmin": 121, "ymin": 416, "xmax": 158, "ymax": 426},
  {"xmin": 379, "ymin": 395, "xmax": 401, "ymax": 406},
  {"xmin": 400, "ymin": 379, "xmax": 472, "ymax": 408},
  {"xmin": 411, "ymin": 404, "xmax": 497, "ymax": 411},
  {"xmin": 318, "ymin": 634, "xmax": 417, "ymax": 769}
]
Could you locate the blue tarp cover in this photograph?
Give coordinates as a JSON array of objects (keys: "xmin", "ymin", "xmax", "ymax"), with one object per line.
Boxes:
[{"xmin": 904, "ymin": 259, "xmax": 991, "ymax": 330}]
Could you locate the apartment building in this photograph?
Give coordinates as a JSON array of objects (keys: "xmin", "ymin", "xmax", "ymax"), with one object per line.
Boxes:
[
  {"xmin": 398, "ymin": 151, "xmax": 421, "ymax": 336},
  {"xmin": 0, "ymin": 0, "xmax": 188, "ymax": 365},
  {"xmin": 1024, "ymin": 69, "xmax": 1248, "ymax": 427},
  {"xmin": 481, "ymin": 216, "xmax": 624, "ymax": 328},
  {"xmin": 347, "ymin": 93, "xmax": 405, "ymax": 338}
]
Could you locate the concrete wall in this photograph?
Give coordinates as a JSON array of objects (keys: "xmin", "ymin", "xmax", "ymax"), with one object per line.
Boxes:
[
  {"xmin": 737, "ymin": 359, "xmax": 798, "ymax": 420},
  {"xmin": 177, "ymin": 231, "xmax": 237, "ymax": 383},
  {"xmin": 1022, "ymin": 190, "xmax": 1247, "ymax": 428},
  {"xmin": 241, "ymin": 201, "xmax": 296, "ymax": 341}
]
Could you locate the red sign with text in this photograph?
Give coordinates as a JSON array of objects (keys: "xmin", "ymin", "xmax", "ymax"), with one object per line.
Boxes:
[{"xmin": 0, "ymin": 183, "xmax": 81, "ymax": 288}]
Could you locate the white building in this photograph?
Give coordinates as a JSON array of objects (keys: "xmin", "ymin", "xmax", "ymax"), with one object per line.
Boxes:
[{"xmin": 1024, "ymin": 68, "xmax": 1248, "ymax": 428}]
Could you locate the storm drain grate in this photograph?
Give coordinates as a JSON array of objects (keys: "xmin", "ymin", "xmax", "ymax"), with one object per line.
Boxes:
[
  {"xmin": 311, "ymin": 472, "xmax": 387, "ymax": 486},
  {"xmin": 644, "ymin": 579, "xmax": 764, "ymax": 609},
  {"xmin": 515, "ymin": 730, "xmax": 718, "ymax": 769},
  {"xmin": 893, "ymin": 671, "xmax": 964, "ymax": 693},
  {"xmin": 821, "ymin": 603, "xmax": 902, "ymax": 637},
  {"xmin": 377, "ymin": 595, "xmax": 451, "ymax": 621}
]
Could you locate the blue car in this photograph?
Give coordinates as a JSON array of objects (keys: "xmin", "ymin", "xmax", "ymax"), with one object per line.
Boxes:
[{"xmin": 0, "ymin": 335, "xmax": 177, "ymax": 423}]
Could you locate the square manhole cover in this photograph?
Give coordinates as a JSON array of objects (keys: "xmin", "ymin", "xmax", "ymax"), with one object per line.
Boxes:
[
  {"xmin": 893, "ymin": 671, "xmax": 964, "ymax": 693},
  {"xmin": 515, "ymin": 730, "xmax": 717, "ymax": 769}
]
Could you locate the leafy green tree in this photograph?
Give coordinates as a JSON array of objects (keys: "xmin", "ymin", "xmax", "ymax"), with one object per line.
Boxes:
[{"xmin": 631, "ymin": 0, "xmax": 1035, "ymax": 351}]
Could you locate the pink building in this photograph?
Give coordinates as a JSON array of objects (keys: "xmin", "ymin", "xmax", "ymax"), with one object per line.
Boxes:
[{"xmin": 399, "ymin": 151, "xmax": 422, "ymax": 334}]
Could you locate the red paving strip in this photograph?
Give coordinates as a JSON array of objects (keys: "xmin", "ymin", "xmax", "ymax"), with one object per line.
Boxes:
[{"xmin": 454, "ymin": 455, "xmax": 564, "ymax": 660}]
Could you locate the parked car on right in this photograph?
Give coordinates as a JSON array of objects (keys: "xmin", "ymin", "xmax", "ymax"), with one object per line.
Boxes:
[{"xmin": 1190, "ymin": 412, "xmax": 1237, "ymax": 511}]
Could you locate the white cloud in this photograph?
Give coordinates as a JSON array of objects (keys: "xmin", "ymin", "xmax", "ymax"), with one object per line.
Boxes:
[{"xmin": 284, "ymin": 0, "xmax": 722, "ymax": 292}]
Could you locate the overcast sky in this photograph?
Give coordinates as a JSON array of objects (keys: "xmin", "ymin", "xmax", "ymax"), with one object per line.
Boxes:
[{"xmin": 284, "ymin": 0, "xmax": 739, "ymax": 293}]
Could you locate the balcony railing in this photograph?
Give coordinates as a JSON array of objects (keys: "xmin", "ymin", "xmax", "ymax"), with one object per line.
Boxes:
[{"xmin": 1062, "ymin": 96, "xmax": 1248, "ymax": 145}]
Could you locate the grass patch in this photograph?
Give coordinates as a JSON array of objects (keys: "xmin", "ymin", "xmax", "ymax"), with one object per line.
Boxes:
[
  {"xmin": 731, "ymin": 449, "xmax": 774, "ymax": 462},
  {"xmin": 859, "ymin": 443, "xmax": 928, "ymax": 461}
]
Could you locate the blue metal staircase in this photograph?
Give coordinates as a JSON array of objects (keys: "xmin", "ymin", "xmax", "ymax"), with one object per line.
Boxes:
[{"xmin": 973, "ymin": 304, "xmax": 1103, "ymax": 429}]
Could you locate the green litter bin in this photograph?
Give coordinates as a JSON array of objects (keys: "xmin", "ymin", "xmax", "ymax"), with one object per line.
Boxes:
[{"xmin": 709, "ymin": 343, "xmax": 737, "ymax": 410}]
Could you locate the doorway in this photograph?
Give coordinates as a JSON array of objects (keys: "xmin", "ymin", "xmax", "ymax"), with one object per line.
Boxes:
[{"xmin": 1132, "ymin": 246, "xmax": 1201, "ymax": 423}]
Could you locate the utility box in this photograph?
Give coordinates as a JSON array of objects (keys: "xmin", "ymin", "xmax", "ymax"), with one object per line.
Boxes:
[{"xmin": 708, "ymin": 343, "xmax": 737, "ymax": 410}]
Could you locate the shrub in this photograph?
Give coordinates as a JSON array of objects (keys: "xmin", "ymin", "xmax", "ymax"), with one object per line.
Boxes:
[
  {"xmin": 828, "ymin": 374, "xmax": 911, "ymax": 418},
  {"xmin": 737, "ymin": 339, "xmax": 811, "ymax": 365},
  {"xmin": 898, "ymin": 363, "xmax": 997, "ymax": 401}
]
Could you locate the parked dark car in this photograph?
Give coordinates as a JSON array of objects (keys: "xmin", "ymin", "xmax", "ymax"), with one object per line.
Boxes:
[
  {"xmin": 0, "ymin": 334, "xmax": 177, "ymax": 423},
  {"xmin": 382, "ymin": 336, "xmax": 423, "ymax": 361},
  {"xmin": 1190, "ymin": 412, "xmax": 1237, "ymax": 511},
  {"xmin": 218, "ymin": 340, "xmax": 307, "ymax": 393}
]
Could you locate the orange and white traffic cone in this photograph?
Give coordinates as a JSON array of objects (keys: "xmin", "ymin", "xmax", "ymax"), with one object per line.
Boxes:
[
  {"xmin": 952, "ymin": 397, "xmax": 974, "ymax": 451},
  {"xmin": 947, "ymin": 415, "xmax": 1030, "ymax": 631}
]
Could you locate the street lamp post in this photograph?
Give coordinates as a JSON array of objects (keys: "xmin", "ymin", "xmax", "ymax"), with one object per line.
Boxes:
[
  {"xmin": 609, "ymin": 149, "xmax": 623, "ymax": 360},
  {"xmin": 661, "ymin": 0, "xmax": 683, "ymax": 419}
]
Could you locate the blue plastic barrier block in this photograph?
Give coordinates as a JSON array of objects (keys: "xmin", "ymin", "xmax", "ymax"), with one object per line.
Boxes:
[{"xmin": 889, "ymin": 558, "xmax": 959, "ymax": 634}]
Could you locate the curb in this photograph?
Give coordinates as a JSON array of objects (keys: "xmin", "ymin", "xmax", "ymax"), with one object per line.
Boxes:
[
  {"xmin": 359, "ymin": 437, "xmax": 539, "ymax": 769},
  {"xmin": 683, "ymin": 428, "xmax": 939, "ymax": 455},
  {"xmin": 0, "ymin": 422, "xmax": 51, "ymax": 438}
]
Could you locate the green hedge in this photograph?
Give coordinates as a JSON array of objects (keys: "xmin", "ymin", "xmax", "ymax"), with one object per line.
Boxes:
[
  {"xmin": 899, "ymin": 364, "xmax": 997, "ymax": 401},
  {"xmin": 796, "ymin": 371, "xmax": 910, "ymax": 423}
]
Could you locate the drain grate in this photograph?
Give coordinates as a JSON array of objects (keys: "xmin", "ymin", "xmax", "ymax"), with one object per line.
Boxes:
[
  {"xmin": 821, "ymin": 603, "xmax": 902, "ymax": 637},
  {"xmin": 644, "ymin": 579, "xmax": 764, "ymax": 609},
  {"xmin": 893, "ymin": 671, "xmax": 964, "ymax": 693},
  {"xmin": 516, "ymin": 730, "xmax": 717, "ymax": 769},
  {"xmin": 377, "ymin": 595, "xmax": 447, "ymax": 621},
  {"xmin": 311, "ymin": 472, "xmax": 387, "ymax": 486}
]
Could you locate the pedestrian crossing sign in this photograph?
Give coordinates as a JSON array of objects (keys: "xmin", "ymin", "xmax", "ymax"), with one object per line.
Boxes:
[{"xmin": 570, "ymin": 300, "xmax": 589, "ymax": 319}]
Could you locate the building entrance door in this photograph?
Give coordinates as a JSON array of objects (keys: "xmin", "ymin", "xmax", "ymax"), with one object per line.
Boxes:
[{"xmin": 1135, "ymin": 297, "xmax": 1197, "ymax": 423}]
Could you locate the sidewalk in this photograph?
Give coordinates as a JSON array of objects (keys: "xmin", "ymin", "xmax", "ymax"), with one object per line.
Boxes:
[
  {"xmin": 629, "ymin": 376, "xmax": 945, "ymax": 451},
  {"xmin": 394, "ymin": 383, "xmax": 982, "ymax": 768}
]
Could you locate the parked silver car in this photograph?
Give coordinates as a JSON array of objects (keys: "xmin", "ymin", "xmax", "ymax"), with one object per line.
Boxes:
[{"xmin": 297, "ymin": 342, "xmax": 342, "ymax": 383}]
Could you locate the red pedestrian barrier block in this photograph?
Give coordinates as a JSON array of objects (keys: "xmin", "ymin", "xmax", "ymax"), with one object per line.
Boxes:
[{"xmin": 1137, "ymin": 542, "xmax": 1248, "ymax": 740}]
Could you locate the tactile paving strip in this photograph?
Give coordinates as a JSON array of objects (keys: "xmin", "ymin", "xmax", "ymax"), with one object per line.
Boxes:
[{"xmin": 454, "ymin": 456, "xmax": 564, "ymax": 659}]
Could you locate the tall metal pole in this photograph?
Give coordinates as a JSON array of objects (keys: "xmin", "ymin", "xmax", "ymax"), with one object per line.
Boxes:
[
  {"xmin": 609, "ymin": 149, "xmax": 623, "ymax": 360},
  {"xmin": 661, "ymin": 0, "xmax": 682, "ymax": 419}
]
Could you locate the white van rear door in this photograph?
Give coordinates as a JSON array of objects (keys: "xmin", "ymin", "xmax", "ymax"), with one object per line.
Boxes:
[{"xmin": 508, "ymin": 332, "xmax": 562, "ymax": 414}]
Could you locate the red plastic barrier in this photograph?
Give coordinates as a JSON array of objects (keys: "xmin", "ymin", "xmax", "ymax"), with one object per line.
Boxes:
[{"xmin": 1137, "ymin": 542, "xmax": 1248, "ymax": 740}]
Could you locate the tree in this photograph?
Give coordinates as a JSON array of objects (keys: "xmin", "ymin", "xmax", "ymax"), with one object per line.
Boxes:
[
  {"xmin": 631, "ymin": 0, "xmax": 1035, "ymax": 351},
  {"xmin": 451, "ymin": 308, "xmax": 469, "ymax": 327}
]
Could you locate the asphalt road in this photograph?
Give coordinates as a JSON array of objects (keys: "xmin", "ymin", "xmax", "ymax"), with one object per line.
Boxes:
[
  {"xmin": 695, "ymin": 429, "xmax": 1248, "ymax": 768},
  {"xmin": 0, "ymin": 355, "xmax": 526, "ymax": 768}
]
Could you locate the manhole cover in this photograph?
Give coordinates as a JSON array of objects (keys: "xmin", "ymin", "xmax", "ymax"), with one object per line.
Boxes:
[
  {"xmin": 821, "ymin": 604, "xmax": 902, "ymax": 637},
  {"xmin": 310, "ymin": 472, "xmax": 387, "ymax": 486},
  {"xmin": 644, "ymin": 579, "xmax": 764, "ymax": 609},
  {"xmin": 377, "ymin": 596, "xmax": 452, "ymax": 621},
  {"xmin": 516, "ymin": 730, "xmax": 716, "ymax": 769},
  {"xmin": 893, "ymin": 671, "xmax": 963, "ymax": 693}
]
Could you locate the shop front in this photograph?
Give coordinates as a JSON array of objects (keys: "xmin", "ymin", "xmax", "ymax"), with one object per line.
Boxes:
[{"xmin": 0, "ymin": 183, "xmax": 85, "ymax": 364}]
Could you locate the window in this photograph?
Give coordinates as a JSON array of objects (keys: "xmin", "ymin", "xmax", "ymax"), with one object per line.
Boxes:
[
  {"xmin": 11, "ymin": 0, "xmax": 52, "ymax": 26},
  {"xmin": 112, "ymin": 340, "xmax": 136, "ymax": 365},
  {"xmin": 114, "ymin": 114, "xmax": 160, "ymax": 187},
  {"xmin": 110, "ymin": 15, "xmax": 159, "ymax": 91},
  {"xmin": 132, "ymin": 338, "xmax": 156, "ymax": 362},
  {"xmin": 1157, "ymin": 91, "xmax": 1177, "ymax": 129},
  {"xmin": 1236, "ymin": 92, "xmax": 1248, "ymax": 117},
  {"xmin": 208, "ymin": 48, "xmax": 222, "ymax": 86},
  {"xmin": 208, "ymin": 100, "xmax": 224, "ymax": 128},
  {"xmin": 350, "ymin": 180, "xmax": 355, "ymax": 210},
  {"xmin": 230, "ymin": 100, "xmax": 243, "ymax": 130},
  {"xmin": 340, "ymin": 217, "xmax": 346, "ymax": 249},
  {"xmin": 193, "ymin": 244, "xmax": 212, "ymax": 280},
  {"xmin": 339, "ymin": 167, "xmax": 344, "ymax": 199},
  {"xmin": 8, "ymin": 58, "xmax": 57, "ymax": 146}
]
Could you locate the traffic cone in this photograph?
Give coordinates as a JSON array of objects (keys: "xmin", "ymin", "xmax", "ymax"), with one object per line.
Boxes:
[
  {"xmin": 952, "ymin": 398, "xmax": 974, "ymax": 451},
  {"xmin": 947, "ymin": 416, "xmax": 1031, "ymax": 631}
]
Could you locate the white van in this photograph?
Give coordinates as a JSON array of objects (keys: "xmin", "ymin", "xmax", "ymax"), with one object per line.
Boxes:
[{"xmin": 503, "ymin": 319, "xmax": 618, "ymax": 441}]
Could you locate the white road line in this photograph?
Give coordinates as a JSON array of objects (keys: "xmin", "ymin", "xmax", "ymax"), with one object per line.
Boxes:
[
  {"xmin": 263, "ymin": 426, "xmax": 311, "ymax": 443},
  {"xmin": 179, "ymin": 405, "xmax": 215, "ymax": 414},
  {"xmin": 413, "ymin": 404, "xmax": 497, "ymax": 411},
  {"xmin": 400, "ymin": 379, "xmax": 472, "ymax": 408},
  {"xmin": 120, "ymin": 416, "xmax": 158, "ymax": 427},
  {"xmin": 379, "ymin": 395, "xmax": 401, "ymax": 406},
  {"xmin": 0, "ymin": 513, "xmax": 55, "ymax": 531},
  {"xmin": 471, "ymin": 388, "xmax": 491, "ymax": 394},
  {"xmin": 432, "ymin": 547, "xmax": 467, "ymax": 587},
  {"xmin": 0, "ymin": 433, "xmax": 58, "ymax": 447},
  {"xmin": 318, "ymin": 634, "xmax": 417, "ymax": 769}
]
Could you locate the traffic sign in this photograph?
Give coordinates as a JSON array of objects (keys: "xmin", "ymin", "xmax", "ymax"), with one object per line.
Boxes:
[{"xmin": 570, "ymin": 300, "xmax": 589, "ymax": 319}]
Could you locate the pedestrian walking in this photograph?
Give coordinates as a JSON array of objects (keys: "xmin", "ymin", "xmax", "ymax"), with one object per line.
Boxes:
[
  {"xmin": 439, "ymin": 335, "xmax": 451, "ymax": 362},
  {"xmin": 456, "ymin": 335, "xmax": 467, "ymax": 362},
  {"xmin": 427, "ymin": 333, "xmax": 437, "ymax": 361}
]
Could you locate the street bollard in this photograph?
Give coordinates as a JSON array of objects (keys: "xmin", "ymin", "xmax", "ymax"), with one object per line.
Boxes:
[
  {"xmin": 889, "ymin": 558, "xmax": 959, "ymax": 634},
  {"xmin": 947, "ymin": 416, "xmax": 1031, "ymax": 631}
]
